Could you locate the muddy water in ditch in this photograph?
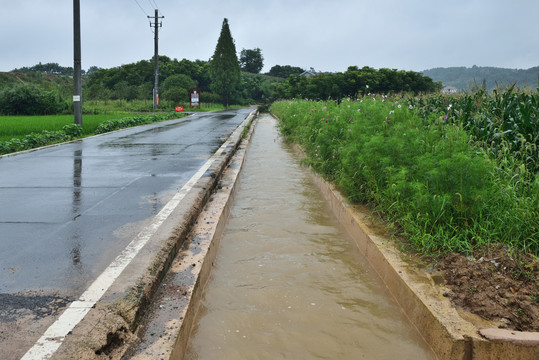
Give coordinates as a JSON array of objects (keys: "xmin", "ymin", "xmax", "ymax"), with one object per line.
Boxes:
[{"xmin": 185, "ymin": 115, "xmax": 435, "ymax": 360}]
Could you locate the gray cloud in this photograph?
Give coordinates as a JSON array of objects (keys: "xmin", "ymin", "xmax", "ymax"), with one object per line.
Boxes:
[{"xmin": 1, "ymin": 0, "xmax": 538, "ymax": 72}]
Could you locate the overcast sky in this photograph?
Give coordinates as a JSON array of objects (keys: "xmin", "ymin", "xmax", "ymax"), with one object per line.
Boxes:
[{"xmin": 1, "ymin": 0, "xmax": 538, "ymax": 73}]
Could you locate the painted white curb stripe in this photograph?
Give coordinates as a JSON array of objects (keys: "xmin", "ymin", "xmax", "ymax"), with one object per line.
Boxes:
[{"xmin": 21, "ymin": 126, "xmax": 240, "ymax": 360}]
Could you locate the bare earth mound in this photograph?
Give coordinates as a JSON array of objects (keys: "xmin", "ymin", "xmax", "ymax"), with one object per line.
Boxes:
[{"xmin": 437, "ymin": 243, "xmax": 538, "ymax": 332}]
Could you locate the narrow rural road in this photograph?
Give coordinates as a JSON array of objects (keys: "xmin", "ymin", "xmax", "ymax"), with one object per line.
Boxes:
[{"xmin": 0, "ymin": 108, "xmax": 253, "ymax": 359}]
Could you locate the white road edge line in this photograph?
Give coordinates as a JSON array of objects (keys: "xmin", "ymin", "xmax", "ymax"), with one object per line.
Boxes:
[{"xmin": 21, "ymin": 124, "xmax": 241, "ymax": 360}]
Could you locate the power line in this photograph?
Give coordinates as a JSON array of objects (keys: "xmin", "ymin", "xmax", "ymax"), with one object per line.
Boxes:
[
  {"xmin": 134, "ymin": 0, "xmax": 158, "ymax": 34},
  {"xmin": 147, "ymin": 0, "xmax": 163, "ymax": 16},
  {"xmin": 133, "ymin": 0, "xmax": 150, "ymax": 17}
]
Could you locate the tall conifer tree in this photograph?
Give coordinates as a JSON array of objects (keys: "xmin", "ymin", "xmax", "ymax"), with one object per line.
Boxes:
[{"xmin": 210, "ymin": 18, "xmax": 240, "ymax": 107}]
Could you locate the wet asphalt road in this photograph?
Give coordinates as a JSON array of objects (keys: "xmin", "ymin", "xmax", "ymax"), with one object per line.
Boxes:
[{"xmin": 0, "ymin": 108, "xmax": 250, "ymax": 299}]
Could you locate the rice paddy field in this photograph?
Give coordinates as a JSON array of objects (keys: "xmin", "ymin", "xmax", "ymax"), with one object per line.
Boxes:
[
  {"xmin": 0, "ymin": 113, "xmax": 135, "ymax": 142},
  {"xmin": 0, "ymin": 111, "xmax": 182, "ymax": 155}
]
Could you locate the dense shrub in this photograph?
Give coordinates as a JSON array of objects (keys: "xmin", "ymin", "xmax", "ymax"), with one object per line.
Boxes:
[
  {"xmin": 0, "ymin": 84, "xmax": 68, "ymax": 115},
  {"xmin": 162, "ymin": 74, "xmax": 196, "ymax": 102},
  {"xmin": 162, "ymin": 87, "xmax": 188, "ymax": 103},
  {"xmin": 199, "ymin": 91, "xmax": 222, "ymax": 104}
]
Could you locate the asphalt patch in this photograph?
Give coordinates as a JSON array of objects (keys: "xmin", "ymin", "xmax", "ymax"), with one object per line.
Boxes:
[{"xmin": 0, "ymin": 292, "xmax": 71, "ymax": 322}]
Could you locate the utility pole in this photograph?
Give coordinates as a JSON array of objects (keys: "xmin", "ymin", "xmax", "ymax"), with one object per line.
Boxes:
[
  {"xmin": 148, "ymin": 9, "xmax": 164, "ymax": 109},
  {"xmin": 73, "ymin": 0, "xmax": 82, "ymax": 125}
]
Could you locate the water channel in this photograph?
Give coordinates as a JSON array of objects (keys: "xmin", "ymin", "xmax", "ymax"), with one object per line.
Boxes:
[{"xmin": 185, "ymin": 114, "xmax": 435, "ymax": 359}]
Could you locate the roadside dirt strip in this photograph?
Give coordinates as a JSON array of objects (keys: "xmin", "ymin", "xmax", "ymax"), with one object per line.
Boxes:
[{"xmin": 21, "ymin": 110, "xmax": 257, "ymax": 360}]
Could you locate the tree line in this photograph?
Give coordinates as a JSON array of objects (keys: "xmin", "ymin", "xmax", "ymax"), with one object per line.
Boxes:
[
  {"xmin": 11, "ymin": 62, "xmax": 100, "ymax": 76},
  {"xmin": 274, "ymin": 66, "xmax": 440, "ymax": 100},
  {"xmin": 1, "ymin": 18, "xmax": 441, "ymax": 114}
]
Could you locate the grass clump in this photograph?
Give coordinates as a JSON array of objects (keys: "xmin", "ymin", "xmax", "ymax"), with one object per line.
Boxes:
[{"xmin": 271, "ymin": 94, "xmax": 538, "ymax": 256}]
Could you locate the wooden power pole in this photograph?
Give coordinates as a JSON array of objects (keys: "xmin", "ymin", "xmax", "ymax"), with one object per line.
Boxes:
[
  {"xmin": 148, "ymin": 9, "xmax": 164, "ymax": 109},
  {"xmin": 73, "ymin": 0, "xmax": 82, "ymax": 125}
]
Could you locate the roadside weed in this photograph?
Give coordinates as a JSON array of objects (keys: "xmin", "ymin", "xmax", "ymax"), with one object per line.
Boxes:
[{"xmin": 271, "ymin": 90, "xmax": 538, "ymax": 257}]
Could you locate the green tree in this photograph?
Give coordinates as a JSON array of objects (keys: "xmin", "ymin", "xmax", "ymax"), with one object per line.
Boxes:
[
  {"xmin": 113, "ymin": 81, "xmax": 129, "ymax": 100},
  {"xmin": 162, "ymin": 74, "xmax": 196, "ymax": 102},
  {"xmin": 87, "ymin": 83, "xmax": 109, "ymax": 100},
  {"xmin": 11, "ymin": 62, "xmax": 74, "ymax": 76},
  {"xmin": 86, "ymin": 66, "xmax": 100, "ymax": 75},
  {"xmin": 0, "ymin": 84, "xmax": 67, "ymax": 115},
  {"xmin": 239, "ymin": 48, "xmax": 264, "ymax": 73},
  {"xmin": 238, "ymin": 73, "xmax": 275, "ymax": 103},
  {"xmin": 266, "ymin": 65, "xmax": 305, "ymax": 78},
  {"xmin": 210, "ymin": 18, "xmax": 241, "ymax": 107}
]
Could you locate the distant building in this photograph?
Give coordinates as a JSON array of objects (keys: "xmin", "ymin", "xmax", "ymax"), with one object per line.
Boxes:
[
  {"xmin": 442, "ymin": 86, "xmax": 458, "ymax": 94},
  {"xmin": 300, "ymin": 67, "xmax": 321, "ymax": 77}
]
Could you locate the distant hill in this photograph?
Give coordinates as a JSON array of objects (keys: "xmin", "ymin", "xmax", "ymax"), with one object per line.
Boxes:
[
  {"xmin": 421, "ymin": 66, "xmax": 539, "ymax": 91},
  {"xmin": 11, "ymin": 62, "xmax": 75, "ymax": 76},
  {"xmin": 0, "ymin": 71, "xmax": 73, "ymax": 97}
]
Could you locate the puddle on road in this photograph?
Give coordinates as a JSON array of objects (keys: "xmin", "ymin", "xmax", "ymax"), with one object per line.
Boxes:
[{"xmin": 185, "ymin": 115, "xmax": 435, "ymax": 359}]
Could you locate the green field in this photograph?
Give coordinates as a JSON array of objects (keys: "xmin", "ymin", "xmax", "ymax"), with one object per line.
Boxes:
[
  {"xmin": 0, "ymin": 97, "xmax": 237, "ymax": 155},
  {"xmin": 0, "ymin": 113, "xmax": 136, "ymax": 142},
  {"xmin": 0, "ymin": 111, "xmax": 185, "ymax": 155}
]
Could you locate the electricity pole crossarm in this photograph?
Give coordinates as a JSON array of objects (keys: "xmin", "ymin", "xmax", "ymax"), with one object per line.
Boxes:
[{"xmin": 148, "ymin": 9, "xmax": 164, "ymax": 109}]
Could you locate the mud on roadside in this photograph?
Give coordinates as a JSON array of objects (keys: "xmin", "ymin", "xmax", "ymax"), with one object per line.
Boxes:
[{"xmin": 437, "ymin": 243, "xmax": 538, "ymax": 332}]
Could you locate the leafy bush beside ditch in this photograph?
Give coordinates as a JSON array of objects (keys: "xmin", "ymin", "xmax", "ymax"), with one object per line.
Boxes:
[
  {"xmin": 0, "ymin": 84, "xmax": 68, "ymax": 115},
  {"xmin": 271, "ymin": 95, "xmax": 538, "ymax": 256}
]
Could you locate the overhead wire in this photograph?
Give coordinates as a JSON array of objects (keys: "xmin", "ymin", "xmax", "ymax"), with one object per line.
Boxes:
[
  {"xmin": 133, "ymin": 0, "xmax": 158, "ymax": 34},
  {"xmin": 133, "ymin": 0, "xmax": 150, "ymax": 17},
  {"xmin": 146, "ymin": 0, "xmax": 163, "ymax": 33},
  {"xmin": 147, "ymin": 0, "xmax": 157, "ymax": 11},
  {"xmin": 135, "ymin": 0, "xmax": 162, "ymax": 35},
  {"xmin": 148, "ymin": 0, "xmax": 163, "ymax": 17}
]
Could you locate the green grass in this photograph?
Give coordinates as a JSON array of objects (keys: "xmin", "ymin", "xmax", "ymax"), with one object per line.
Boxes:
[
  {"xmin": 0, "ymin": 111, "xmax": 184, "ymax": 155},
  {"xmin": 0, "ymin": 114, "xmax": 136, "ymax": 142}
]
